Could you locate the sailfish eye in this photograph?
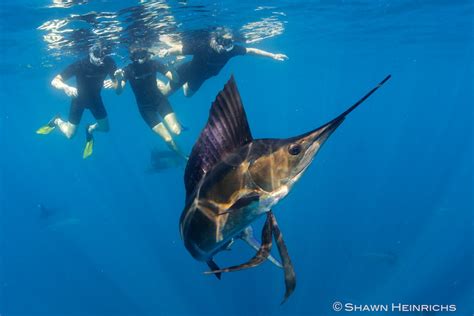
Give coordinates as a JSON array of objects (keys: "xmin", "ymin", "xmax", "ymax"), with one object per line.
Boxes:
[{"xmin": 288, "ymin": 144, "xmax": 302, "ymax": 156}]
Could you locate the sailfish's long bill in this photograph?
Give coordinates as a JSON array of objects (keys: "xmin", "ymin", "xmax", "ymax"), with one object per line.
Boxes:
[{"xmin": 180, "ymin": 74, "xmax": 391, "ymax": 303}]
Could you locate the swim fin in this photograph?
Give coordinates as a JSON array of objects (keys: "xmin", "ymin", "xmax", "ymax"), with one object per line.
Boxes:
[
  {"xmin": 83, "ymin": 139, "xmax": 94, "ymax": 159},
  {"xmin": 36, "ymin": 125, "xmax": 55, "ymax": 135},
  {"xmin": 83, "ymin": 126, "xmax": 94, "ymax": 159},
  {"xmin": 36, "ymin": 115, "xmax": 58, "ymax": 135}
]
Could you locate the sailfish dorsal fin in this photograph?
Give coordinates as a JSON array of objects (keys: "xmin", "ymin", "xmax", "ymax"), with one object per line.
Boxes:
[{"xmin": 184, "ymin": 76, "xmax": 253, "ymax": 198}]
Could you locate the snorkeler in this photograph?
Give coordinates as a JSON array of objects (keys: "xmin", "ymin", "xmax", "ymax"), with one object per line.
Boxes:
[
  {"xmin": 37, "ymin": 43, "xmax": 119, "ymax": 159},
  {"xmin": 158, "ymin": 27, "xmax": 288, "ymax": 97},
  {"xmin": 104, "ymin": 46, "xmax": 186, "ymax": 158}
]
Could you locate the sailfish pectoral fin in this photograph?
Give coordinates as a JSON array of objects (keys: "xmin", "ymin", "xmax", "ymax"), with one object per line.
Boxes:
[
  {"xmin": 204, "ymin": 212, "xmax": 273, "ymax": 274},
  {"xmin": 206, "ymin": 260, "xmax": 222, "ymax": 280},
  {"xmin": 269, "ymin": 211, "xmax": 296, "ymax": 304},
  {"xmin": 240, "ymin": 226, "xmax": 283, "ymax": 268}
]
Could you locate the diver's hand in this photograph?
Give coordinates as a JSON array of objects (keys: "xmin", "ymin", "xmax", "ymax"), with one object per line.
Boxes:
[
  {"xmin": 64, "ymin": 86, "xmax": 78, "ymax": 98},
  {"xmin": 114, "ymin": 69, "xmax": 124, "ymax": 81},
  {"xmin": 273, "ymin": 53, "xmax": 288, "ymax": 61},
  {"xmin": 103, "ymin": 79, "xmax": 115, "ymax": 89}
]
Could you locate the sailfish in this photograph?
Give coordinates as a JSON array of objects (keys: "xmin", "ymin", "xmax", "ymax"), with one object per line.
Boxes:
[{"xmin": 179, "ymin": 75, "xmax": 391, "ymax": 303}]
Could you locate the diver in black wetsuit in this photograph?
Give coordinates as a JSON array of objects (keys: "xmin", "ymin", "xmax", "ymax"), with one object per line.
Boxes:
[
  {"xmin": 158, "ymin": 27, "xmax": 288, "ymax": 97},
  {"xmin": 105, "ymin": 47, "xmax": 186, "ymax": 158},
  {"xmin": 37, "ymin": 43, "xmax": 120, "ymax": 159}
]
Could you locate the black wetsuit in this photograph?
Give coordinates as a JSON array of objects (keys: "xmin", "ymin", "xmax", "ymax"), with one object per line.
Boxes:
[
  {"xmin": 171, "ymin": 40, "xmax": 247, "ymax": 93},
  {"xmin": 60, "ymin": 57, "xmax": 116, "ymax": 125},
  {"xmin": 123, "ymin": 60, "xmax": 173, "ymax": 128}
]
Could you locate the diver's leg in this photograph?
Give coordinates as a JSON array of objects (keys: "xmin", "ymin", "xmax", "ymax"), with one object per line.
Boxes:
[
  {"xmin": 54, "ymin": 99, "xmax": 83, "ymax": 139},
  {"xmin": 87, "ymin": 117, "xmax": 110, "ymax": 134},
  {"xmin": 140, "ymin": 104, "xmax": 186, "ymax": 158},
  {"xmin": 269, "ymin": 211, "xmax": 296, "ymax": 304},
  {"xmin": 164, "ymin": 112, "xmax": 184, "ymax": 135},
  {"xmin": 205, "ymin": 212, "xmax": 273, "ymax": 275},
  {"xmin": 82, "ymin": 99, "xmax": 109, "ymax": 159},
  {"xmin": 55, "ymin": 119, "xmax": 77, "ymax": 139},
  {"xmin": 88, "ymin": 99, "xmax": 110, "ymax": 134},
  {"xmin": 152, "ymin": 122, "xmax": 183, "ymax": 154},
  {"xmin": 158, "ymin": 98, "xmax": 183, "ymax": 135},
  {"xmin": 81, "ymin": 117, "xmax": 109, "ymax": 159}
]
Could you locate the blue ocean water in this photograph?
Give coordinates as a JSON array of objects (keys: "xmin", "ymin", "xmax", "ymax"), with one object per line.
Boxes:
[{"xmin": 0, "ymin": 0, "xmax": 472, "ymax": 315}]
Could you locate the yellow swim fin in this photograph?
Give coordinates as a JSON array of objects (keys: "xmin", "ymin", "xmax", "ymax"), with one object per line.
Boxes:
[
  {"xmin": 37, "ymin": 115, "xmax": 59, "ymax": 135},
  {"xmin": 83, "ymin": 139, "xmax": 94, "ymax": 159},
  {"xmin": 36, "ymin": 125, "xmax": 55, "ymax": 135}
]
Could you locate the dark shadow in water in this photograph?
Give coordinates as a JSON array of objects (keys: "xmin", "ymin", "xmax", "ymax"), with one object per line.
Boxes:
[{"xmin": 147, "ymin": 148, "xmax": 186, "ymax": 173}]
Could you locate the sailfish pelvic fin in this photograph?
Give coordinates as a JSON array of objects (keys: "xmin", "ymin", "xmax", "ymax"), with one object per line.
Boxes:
[{"xmin": 204, "ymin": 212, "xmax": 273, "ymax": 274}]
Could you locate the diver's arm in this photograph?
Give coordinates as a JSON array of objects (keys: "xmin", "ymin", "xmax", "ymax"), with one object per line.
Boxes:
[
  {"xmin": 245, "ymin": 48, "xmax": 288, "ymax": 61},
  {"xmin": 51, "ymin": 75, "xmax": 78, "ymax": 97}
]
